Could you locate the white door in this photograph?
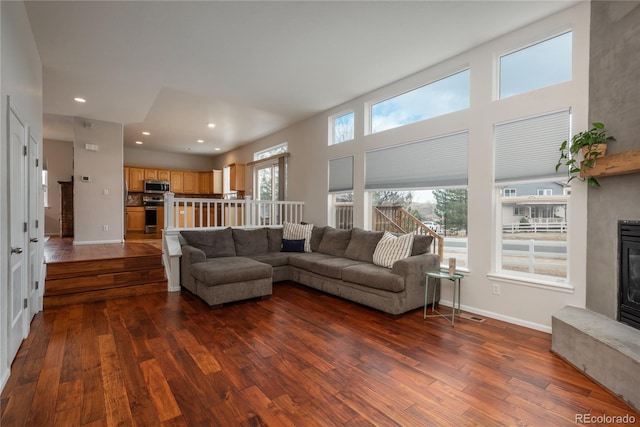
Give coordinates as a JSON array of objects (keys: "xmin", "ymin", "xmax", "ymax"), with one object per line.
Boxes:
[
  {"xmin": 28, "ymin": 131, "xmax": 40, "ymax": 317},
  {"xmin": 8, "ymin": 102, "xmax": 28, "ymax": 362}
]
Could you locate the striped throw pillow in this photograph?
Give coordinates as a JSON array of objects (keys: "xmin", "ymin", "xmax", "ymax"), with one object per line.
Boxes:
[
  {"xmin": 372, "ymin": 232, "xmax": 414, "ymax": 268},
  {"xmin": 283, "ymin": 222, "xmax": 314, "ymax": 252}
]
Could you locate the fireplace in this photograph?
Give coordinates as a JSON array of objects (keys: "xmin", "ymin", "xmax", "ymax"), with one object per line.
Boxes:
[{"xmin": 619, "ymin": 221, "xmax": 640, "ymax": 330}]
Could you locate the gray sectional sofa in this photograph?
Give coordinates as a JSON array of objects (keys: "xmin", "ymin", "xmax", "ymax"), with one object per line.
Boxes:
[{"xmin": 179, "ymin": 226, "xmax": 440, "ymax": 316}]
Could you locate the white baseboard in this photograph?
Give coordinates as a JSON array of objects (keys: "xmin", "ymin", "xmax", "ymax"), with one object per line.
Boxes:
[{"xmin": 438, "ymin": 298, "xmax": 551, "ymax": 333}]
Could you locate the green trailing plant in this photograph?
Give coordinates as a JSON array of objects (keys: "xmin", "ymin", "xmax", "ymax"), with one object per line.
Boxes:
[{"xmin": 555, "ymin": 122, "xmax": 616, "ymax": 187}]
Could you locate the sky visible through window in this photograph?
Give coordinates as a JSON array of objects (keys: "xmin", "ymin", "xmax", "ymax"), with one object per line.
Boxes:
[
  {"xmin": 500, "ymin": 32, "xmax": 572, "ymax": 98},
  {"xmin": 371, "ymin": 69, "xmax": 470, "ymax": 134}
]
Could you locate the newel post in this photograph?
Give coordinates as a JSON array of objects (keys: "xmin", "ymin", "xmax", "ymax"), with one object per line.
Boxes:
[{"xmin": 164, "ymin": 192, "xmax": 175, "ymax": 229}]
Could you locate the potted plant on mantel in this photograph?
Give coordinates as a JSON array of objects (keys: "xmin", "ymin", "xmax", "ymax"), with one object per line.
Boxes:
[{"xmin": 556, "ymin": 122, "xmax": 616, "ymax": 187}]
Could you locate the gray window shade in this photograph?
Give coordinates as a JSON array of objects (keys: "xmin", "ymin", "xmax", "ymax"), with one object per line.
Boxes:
[
  {"xmin": 495, "ymin": 109, "xmax": 570, "ymax": 182},
  {"xmin": 329, "ymin": 156, "xmax": 353, "ymax": 193},
  {"xmin": 365, "ymin": 132, "xmax": 468, "ymax": 189}
]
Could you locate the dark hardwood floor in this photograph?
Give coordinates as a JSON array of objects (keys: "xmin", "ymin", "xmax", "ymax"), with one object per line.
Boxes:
[{"xmin": 2, "ymin": 280, "xmax": 638, "ymax": 426}]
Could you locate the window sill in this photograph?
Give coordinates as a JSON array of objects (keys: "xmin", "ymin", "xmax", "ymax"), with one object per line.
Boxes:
[{"xmin": 487, "ymin": 272, "xmax": 574, "ymax": 293}]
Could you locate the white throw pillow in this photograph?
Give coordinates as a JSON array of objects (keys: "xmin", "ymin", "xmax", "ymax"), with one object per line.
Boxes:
[
  {"xmin": 373, "ymin": 232, "xmax": 414, "ymax": 268},
  {"xmin": 283, "ymin": 222, "xmax": 314, "ymax": 253}
]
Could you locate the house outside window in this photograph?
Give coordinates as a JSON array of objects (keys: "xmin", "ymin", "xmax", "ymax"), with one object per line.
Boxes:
[
  {"xmin": 499, "ymin": 31, "xmax": 572, "ymax": 99},
  {"xmin": 370, "ymin": 69, "xmax": 470, "ymax": 134},
  {"xmin": 504, "ymin": 188, "xmax": 517, "ymax": 197},
  {"xmin": 494, "ymin": 110, "xmax": 571, "ymax": 280}
]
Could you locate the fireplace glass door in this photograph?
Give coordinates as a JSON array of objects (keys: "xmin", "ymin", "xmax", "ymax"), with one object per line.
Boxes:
[{"xmin": 619, "ymin": 222, "xmax": 640, "ymax": 329}]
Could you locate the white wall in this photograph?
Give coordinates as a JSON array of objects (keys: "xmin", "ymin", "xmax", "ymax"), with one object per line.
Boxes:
[
  {"xmin": 214, "ymin": 3, "xmax": 590, "ymax": 332},
  {"xmin": 124, "ymin": 147, "xmax": 217, "ymax": 171},
  {"xmin": 73, "ymin": 118, "xmax": 124, "ymax": 244},
  {"xmin": 43, "ymin": 139, "xmax": 73, "ymax": 236},
  {"xmin": 1, "ymin": 0, "xmax": 43, "ymax": 392}
]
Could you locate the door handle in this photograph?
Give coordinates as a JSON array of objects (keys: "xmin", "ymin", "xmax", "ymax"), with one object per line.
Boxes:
[
  {"xmin": 30, "ymin": 238, "xmax": 39, "ymax": 243},
  {"xmin": 11, "ymin": 247, "xmax": 23, "ymax": 254}
]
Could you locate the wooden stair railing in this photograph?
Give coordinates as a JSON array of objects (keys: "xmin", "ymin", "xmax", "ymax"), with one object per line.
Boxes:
[{"xmin": 373, "ymin": 206, "xmax": 444, "ymax": 260}]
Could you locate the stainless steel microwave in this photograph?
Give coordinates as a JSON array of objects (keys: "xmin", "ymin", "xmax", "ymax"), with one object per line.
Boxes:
[{"xmin": 143, "ymin": 180, "xmax": 170, "ymax": 194}]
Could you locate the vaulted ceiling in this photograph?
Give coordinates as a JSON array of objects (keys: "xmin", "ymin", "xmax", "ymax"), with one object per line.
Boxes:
[{"xmin": 25, "ymin": 1, "xmax": 577, "ymax": 155}]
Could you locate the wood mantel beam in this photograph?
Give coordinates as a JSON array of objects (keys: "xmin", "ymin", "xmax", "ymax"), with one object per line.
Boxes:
[{"xmin": 581, "ymin": 148, "xmax": 640, "ymax": 179}]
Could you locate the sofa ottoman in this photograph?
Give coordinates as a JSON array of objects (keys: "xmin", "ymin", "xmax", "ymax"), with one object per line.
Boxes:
[{"xmin": 190, "ymin": 257, "xmax": 273, "ymax": 308}]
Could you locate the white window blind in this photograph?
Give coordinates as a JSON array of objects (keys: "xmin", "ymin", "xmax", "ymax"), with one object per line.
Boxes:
[
  {"xmin": 365, "ymin": 132, "xmax": 468, "ymax": 189},
  {"xmin": 329, "ymin": 156, "xmax": 353, "ymax": 193},
  {"xmin": 494, "ymin": 109, "xmax": 570, "ymax": 182}
]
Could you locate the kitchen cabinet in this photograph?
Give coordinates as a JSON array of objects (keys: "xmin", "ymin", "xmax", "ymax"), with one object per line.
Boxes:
[
  {"xmin": 198, "ymin": 170, "xmax": 223, "ymax": 194},
  {"xmin": 144, "ymin": 169, "xmax": 158, "ymax": 180},
  {"xmin": 157, "ymin": 206, "xmax": 165, "ymax": 231},
  {"xmin": 157, "ymin": 170, "xmax": 170, "ymax": 181},
  {"xmin": 129, "ymin": 167, "xmax": 145, "ymax": 192},
  {"xmin": 183, "ymin": 171, "xmax": 197, "ymax": 194},
  {"xmin": 170, "ymin": 171, "xmax": 183, "ymax": 193},
  {"xmin": 228, "ymin": 163, "xmax": 245, "ymax": 191},
  {"xmin": 126, "ymin": 207, "xmax": 145, "ymax": 232}
]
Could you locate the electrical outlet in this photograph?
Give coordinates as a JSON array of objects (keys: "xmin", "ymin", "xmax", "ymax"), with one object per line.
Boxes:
[
  {"xmin": 492, "ymin": 283, "xmax": 500, "ymax": 295},
  {"xmin": 102, "ymin": 225, "xmax": 109, "ymax": 231}
]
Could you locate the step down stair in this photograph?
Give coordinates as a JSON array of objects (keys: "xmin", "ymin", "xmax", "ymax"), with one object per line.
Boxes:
[{"xmin": 45, "ymin": 253, "xmax": 166, "ymax": 307}]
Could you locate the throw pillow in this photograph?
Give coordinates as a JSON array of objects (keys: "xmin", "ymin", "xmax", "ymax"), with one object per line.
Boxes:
[
  {"xmin": 283, "ymin": 222, "xmax": 313, "ymax": 252},
  {"xmin": 373, "ymin": 232, "xmax": 414, "ymax": 268},
  {"xmin": 281, "ymin": 239, "xmax": 305, "ymax": 253}
]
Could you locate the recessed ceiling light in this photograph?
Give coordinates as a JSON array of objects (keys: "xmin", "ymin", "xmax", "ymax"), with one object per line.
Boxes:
[
  {"xmin": 74, "ymin": 97, "xmax": 86, "ymax": 103},
  {"xmin": 142, "ymin": 131, "xmax": 150, "ymax": 136},
  {"xmin": 207, "ymin": 123, "xmax": 216, "ymax": 128},
  {"xmin": 214, "ymin": 148, "xmax": 221, "ymax": 151},
  {"xmin": 187, "ymin": 147, "xmax": 192, "ymax": 151},
  {"xmin": 197, "ymin": 139, "xmax": 204, "ymax": 143},
  {"xmin": 135, "ymin": 141, "xmax": 143, "ymax": 145}
]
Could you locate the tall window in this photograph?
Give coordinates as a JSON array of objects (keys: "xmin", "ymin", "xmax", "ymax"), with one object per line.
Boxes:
[
  {"xmin": 330, "ymin": 112, "xmax": 355, "ymax": 145},
  {"xmin": 500, "ymin": 32, "xmax": 572, "ymax": 99},
  {"xmin": 329, "ymin": 156, "xmax": 354, "ymax": 229},
  {"xmin": 370, "ymin": 69, "xmax": 470, "ymax": 134},
  {"xmin": 365, "ymin": 132, "xmax": 469, "ymax": 267},
  {"xmin": 494, "ymin": 110, "xmax": 571, "ymax": 280}
]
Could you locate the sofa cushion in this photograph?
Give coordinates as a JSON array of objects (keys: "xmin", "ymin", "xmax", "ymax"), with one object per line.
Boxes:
[
  {"xmin": 283, "ymin": 222, "xmax": 314, "ymax": 252},
  {"xmin": 344, "ymin": 228, "xmax": 384, "ymax": 263},
  {"xmin": 281, "ymin": 239, "xmax": 305, "ymax": 252},
  {"xmin": 287, "ymin": 252, "xmax": 336, "ymax": 271},
  {"xmin": 373, "ymin": 232, "xmax": 414, "ymax": 268},
  {"xmin": 181, "ymin": 228, "xmax": 236, "ymax": 258},
  {"xmin": 267, "ymin": 227, "xmax": 283, "ymax": 252},
  {"xmin": 342, "ymin": 263, "xmax": 405, "ymax": 292},
  {"xmin": 249, "ymin": 253, "xmax": 290, "ymax": 267},
  {"xmin": 308, "ymin": 257, "xmax": 365, "ymax": 280},
  {"xmin": 191, "ymin": 257, "xmax": 271, "ymax": 287},
  {"xmin": 412, "ymin": 234, "xmax": 433, "ymax": 255},
  {"xmin": 317, "ymin": 228, "xmax": 352, "ymax": 257},
  {"xmin": 232, "ymin": 228, "xmax": 268, "ymax": 256},
  {"xmin": 310, "ymin": 226, "xmax": 326, "ymax": 252}
]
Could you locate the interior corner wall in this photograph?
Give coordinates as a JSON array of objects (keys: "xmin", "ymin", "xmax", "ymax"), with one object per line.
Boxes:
[
  {"xmin": 586, "ymin": 1, "xmax": 640, "ymax": 319},
  {"xmin": 0, "ymin": 0, "xmax": 43, "ymax": 393},
  {"xmin": 43, "ymin": 139, "xmax": 73, "ymax": 236},
  {"xmin": 73, "ymin": 118, "xmax": 124, "ymax": 244}
]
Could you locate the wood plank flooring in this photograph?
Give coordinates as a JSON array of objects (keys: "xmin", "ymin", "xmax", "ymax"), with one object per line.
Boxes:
[{"xmin": 2, "ymin": 282, "xmax": 638, "ymax": 426}]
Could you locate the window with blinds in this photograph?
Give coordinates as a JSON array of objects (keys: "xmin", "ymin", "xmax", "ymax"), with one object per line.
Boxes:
[{"xmin": 328, "ymin": 156, "xmax": 354, "ymax": 193}]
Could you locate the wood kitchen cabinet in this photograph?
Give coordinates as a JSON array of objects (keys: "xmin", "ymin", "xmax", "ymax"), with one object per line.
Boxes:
[
  {"xmin": 144, "ymin": 169, "xmax": 158, "ymax": 180},
  {"xmin": 126, "ymin": 207, "xmax": 145, "ymax": 232},
  {"xmin": 157, "ymin": 206, "xmax": 165, "ymax": 231},
  {"xmin": 157, "ymin": 170, "xmax": 170, "ymax": 181},
  {"xmin": 128, "ymin": 167, "xmax": 145, "ymax": 192},
  {"xmin": 198, "ymin": 170, "xmax": 223, "ymax": 194},
  {"xmin": 170, "ymin": 171, "xmax": 183, "ymax": 193},
  {"xmin": 228, "ymin": 163, "xmax": 245, "ymax": 191},
  {"xmin": 183, "ymin": 171, "xmax": 197, "ymax": 194}
]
